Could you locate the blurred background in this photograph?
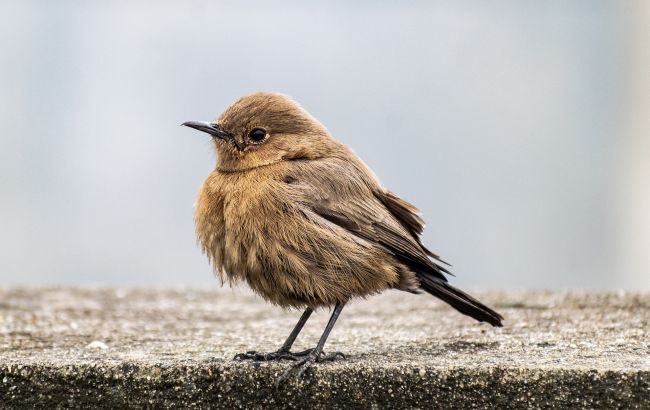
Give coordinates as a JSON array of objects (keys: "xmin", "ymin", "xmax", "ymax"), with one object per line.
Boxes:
[{"xmin": 0, "ymin": 1, "xmax": 648, "ymax": 290}]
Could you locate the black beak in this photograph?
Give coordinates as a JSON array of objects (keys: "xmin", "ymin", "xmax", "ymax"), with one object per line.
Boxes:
[{"xmin": 182, "ymin": 121, "xmax": 232, "ymax": 141}]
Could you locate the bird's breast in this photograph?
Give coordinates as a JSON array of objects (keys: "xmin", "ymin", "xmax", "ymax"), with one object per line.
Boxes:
[
  {"xmin": 195, "ymin": 168, "xmax": 289, "ymax": 285},
  {"xmin": 194, "ymin": 164, "xmax": 400, "ymax": 308}
]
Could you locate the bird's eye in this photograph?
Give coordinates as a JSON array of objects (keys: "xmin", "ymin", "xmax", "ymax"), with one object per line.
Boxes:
[{"xmin": 248, "ymin": 128, "xmax": 267, "ymax": 143}]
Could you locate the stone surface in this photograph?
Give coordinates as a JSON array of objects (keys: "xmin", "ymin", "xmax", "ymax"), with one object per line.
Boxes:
[{"xmin": 0, "ymin": 287, "xmax": 648, "ymax": 408}]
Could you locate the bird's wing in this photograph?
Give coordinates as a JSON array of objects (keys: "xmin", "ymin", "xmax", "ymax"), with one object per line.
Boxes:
[
  {"xmin": 287, "ymin": 157, "xmax": 449, "ymax": 281},
  {"xmin": 376, "ymin": 189, "xmax": 450, "ymax": 265}
]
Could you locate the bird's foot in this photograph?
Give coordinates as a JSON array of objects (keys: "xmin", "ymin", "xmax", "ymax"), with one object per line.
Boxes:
[
  {"xmin": 234, "ymin": 349, "xmax": 292, "ymax": 361},
  {"xmin": 234, "ymin": 348, "xmax": 317, "ymax": 361},
  {"xmin": 276, "ymin": 350, "xmax": 345, "ymax": 385},
  {"xmin": 234, "ymin": 347, "xmax": 344, "ymax": 362}
]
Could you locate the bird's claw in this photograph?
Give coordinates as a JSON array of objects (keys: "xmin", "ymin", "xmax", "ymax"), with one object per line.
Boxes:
[
  {"xmin": 294, "ymin": 354, "xmax": 316, "ymax": 379},
  {"xmin": 275, "ymin": 350, "xmax": 345, "ymax": 385},
  {"xmin": 234, "ymin": 348, "xmax": 344, "ymax": 362},
  {"xmin": 234, "ymin": 349, "xmax": 293, "ymax": 361},
  {"xmin": 233, "ymin": 348, "xmax": 310, "ymax": 361}
]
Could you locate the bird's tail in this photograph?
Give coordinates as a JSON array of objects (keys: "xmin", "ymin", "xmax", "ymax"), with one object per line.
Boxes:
[{"xmin": 418, "ymin": 274, "xmax": 503, "ymax": 327}]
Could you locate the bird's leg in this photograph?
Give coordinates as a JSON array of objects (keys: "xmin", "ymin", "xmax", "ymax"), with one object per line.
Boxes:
[
  {"xmin": 278, "ymin": 302, "xmax": 346, "ymax": 383},
  {"xmin": 234, "ymin": 307, "xmax": 313, "ymax": 361}
]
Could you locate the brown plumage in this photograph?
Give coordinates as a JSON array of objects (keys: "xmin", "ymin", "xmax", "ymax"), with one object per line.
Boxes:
[{"xmin": 184, "ymin": 92, "xmax": 503, "ymax": 380}]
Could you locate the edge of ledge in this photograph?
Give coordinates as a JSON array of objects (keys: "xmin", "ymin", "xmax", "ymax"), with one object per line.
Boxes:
[{"xmin": 1, "ymin": 361, "xmax": 648, "ymax": 409}]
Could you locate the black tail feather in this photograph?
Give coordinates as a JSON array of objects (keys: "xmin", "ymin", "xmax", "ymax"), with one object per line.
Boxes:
[{"xmin": 418, "ymin": 274, "xmax": 503, "ymax": 327}]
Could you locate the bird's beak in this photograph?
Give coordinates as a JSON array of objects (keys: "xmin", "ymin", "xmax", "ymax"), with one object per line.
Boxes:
[{"xmin": 182, "ymin": 121, "xmax": 232, "ymax": 141}]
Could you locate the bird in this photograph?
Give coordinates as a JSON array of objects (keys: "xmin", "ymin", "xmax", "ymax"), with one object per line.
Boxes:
[{"xmin": 183, "ymin": 92, "xmax": 503, "ymax": 381}]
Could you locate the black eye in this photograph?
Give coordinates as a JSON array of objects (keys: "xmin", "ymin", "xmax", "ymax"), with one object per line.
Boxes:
[{"xmin": 248, "ymin": 128, "xmax": 267, "ymax": 143}]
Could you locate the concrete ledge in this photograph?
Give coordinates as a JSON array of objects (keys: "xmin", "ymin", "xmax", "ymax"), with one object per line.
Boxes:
[{"xmin": 1, "ymin": 288, "xmax": 648, "ymax": 408}]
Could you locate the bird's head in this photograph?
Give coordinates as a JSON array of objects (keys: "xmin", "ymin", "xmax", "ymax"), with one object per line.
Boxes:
[{"xmin": 183, "ymin": 93, "xmax": 337, "ymax": 172}]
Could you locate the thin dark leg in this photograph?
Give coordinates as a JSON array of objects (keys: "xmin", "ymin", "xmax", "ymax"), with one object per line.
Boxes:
[
  {"xmin": 279, "ymin": 307, "xmax": 313, "ymax": 351},
  {"xmin": 308, "ymin": 302, "xmax": 343, "ymax": 358},
  {"xmin": 278, "ymin": 302, "xmax": 346, "ymax": 383},
  {"xmin": 234, "ymin": 307, "xmax": 313, "ymax": 361}
]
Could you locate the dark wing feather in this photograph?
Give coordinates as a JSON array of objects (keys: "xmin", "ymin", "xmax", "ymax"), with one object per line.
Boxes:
[
  {"xmin": 290, "ymin": 158, "xmax": 449, "ymax": 281},
  {"xmin": 377, "ymin": 190, "xmax": 450, "ymax": 266},
  {"xmin": 377, "ymin": 190, "xmax": 425, "ymax": 235}
]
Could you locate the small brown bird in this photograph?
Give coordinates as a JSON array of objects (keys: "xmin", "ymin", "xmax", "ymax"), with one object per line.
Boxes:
[{"xmin": 184, "ymin": 92, "xmax": 503, "ymax": 379}]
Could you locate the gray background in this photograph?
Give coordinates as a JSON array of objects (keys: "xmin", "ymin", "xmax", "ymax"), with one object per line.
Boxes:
[{"xmin": 1, "ymin": 1, "xmax": 648, "ymax": 290}]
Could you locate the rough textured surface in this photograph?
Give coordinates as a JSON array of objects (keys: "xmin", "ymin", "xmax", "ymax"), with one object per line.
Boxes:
[{"xmin": 0, "ymin": 287, "xmax": 648, "ymax": 409}]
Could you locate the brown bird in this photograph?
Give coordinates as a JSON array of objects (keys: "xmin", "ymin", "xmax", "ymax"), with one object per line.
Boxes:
[{"xmin": 183, "ymin": 92, "xmax": 503, "ymax": 379}]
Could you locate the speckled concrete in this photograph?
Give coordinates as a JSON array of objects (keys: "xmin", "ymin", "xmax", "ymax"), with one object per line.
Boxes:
[{"xmin": 0, "ymin": 287, "xmax": 648, "ymax": 409}]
